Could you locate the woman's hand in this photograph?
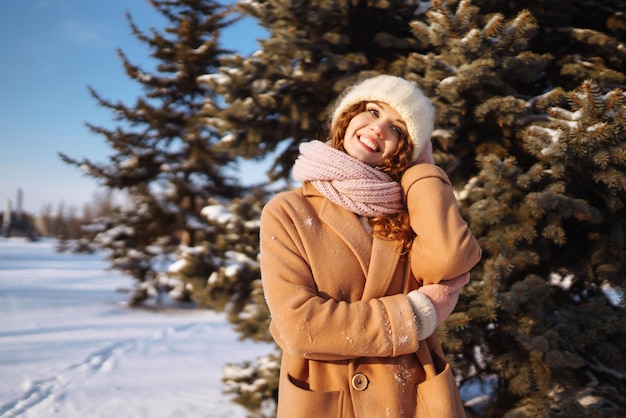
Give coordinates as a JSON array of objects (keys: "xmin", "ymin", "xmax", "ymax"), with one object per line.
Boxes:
[{"xmin": 407, "ymin": 272, "xmax": 470, "ymax": 339}]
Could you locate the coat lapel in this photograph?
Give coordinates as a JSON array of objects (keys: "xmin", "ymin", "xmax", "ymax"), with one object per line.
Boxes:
[
  {"xmin": 307, "ymin": 182, "xmax": 403, "ymax": 300},
  {"xmin": 362, "ymin": 237, "xmax": 403, "ymax": 300},
  {"xmin": 317, "ymin": 196, "xmax": 372, "ymax": 276}
]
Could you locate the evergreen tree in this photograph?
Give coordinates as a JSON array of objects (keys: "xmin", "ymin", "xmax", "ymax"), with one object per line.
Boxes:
[
  {"xmin": 168, "ymin": 188, "xmax": 271, "ymax": 342},
  {"xmin": 206, "ymin": 0, "xmax": 426, "ymax": 182},
  {"xmin": 465, "ymin": 80, "xmax": 626, "ymax": 417},
  {"xmin": 60, "ymin": 0, "xmax": 239, "ymax": 304},
  {"xmin": 405, "ymin": 1, "xmax": 625, "ymax": 415},
  {"xmin": 214, "ymin": 0, "xmax": 625, "ymax": 416}
]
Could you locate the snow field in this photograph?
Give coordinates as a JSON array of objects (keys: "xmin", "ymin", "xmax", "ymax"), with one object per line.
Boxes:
[{"xmin": 0, "ymin": 238, "xmax": 273, "ymax": 418}]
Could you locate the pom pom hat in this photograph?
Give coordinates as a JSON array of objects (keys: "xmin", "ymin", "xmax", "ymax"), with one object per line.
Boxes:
[{"xmin": 330, "ymin": 75, "xmax": 435, "ymax": 161}]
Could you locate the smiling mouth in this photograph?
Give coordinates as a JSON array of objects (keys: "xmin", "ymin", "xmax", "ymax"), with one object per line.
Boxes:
[{"xmin": 359, "ymin": 135, "xmax": 380, "ymax": 152}]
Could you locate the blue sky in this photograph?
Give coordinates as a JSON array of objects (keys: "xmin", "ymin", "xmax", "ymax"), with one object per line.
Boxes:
[{"xmin": 0, "ymin": 0, "xmax": 264, "ymax": 214}]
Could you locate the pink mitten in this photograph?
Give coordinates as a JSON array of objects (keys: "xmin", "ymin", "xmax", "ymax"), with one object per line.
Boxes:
[
  {"xmin": 407, "ymin": 272, "xmax": 470, "ymax": 340},
  {"xmin": 414, "ymin": 138, "xmax": 434, "ymax": 165}
]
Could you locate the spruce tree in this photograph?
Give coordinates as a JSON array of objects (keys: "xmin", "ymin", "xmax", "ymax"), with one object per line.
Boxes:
[
  {"xmin": 168, "ymin": 188, "xmax": 271, "ymax": 339},
  {"xmin": 60, "ymin": 0, "xmax": 239, "ymax": 304},
  {"xmin": 404, "ymin": 1, "xmax": 625, "ymax": 415},
  {"xmin": 206, "ymin": 0, "xmax": 425, "ymax": 182},
  {"xmin": 406, "ymin": 0, "xmax": 625, "ymax": 415}
]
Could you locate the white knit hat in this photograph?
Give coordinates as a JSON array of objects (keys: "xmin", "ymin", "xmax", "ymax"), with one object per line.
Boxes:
[{"xmin": 330, "ymin": 75, "xmax": 434, "ymax": 161}]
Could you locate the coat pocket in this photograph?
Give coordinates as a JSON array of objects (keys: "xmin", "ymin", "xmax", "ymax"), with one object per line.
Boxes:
[
  {"xmin": 416, "ymin": 361, "xmax": 465, "ymax": 417},
  {"xmin": 415, "ymin": 335, "xmax": 466, "ymax": 417},
  {"xmin": 277, "ymin": 373, "xmax": 344, "ymax": 418}
]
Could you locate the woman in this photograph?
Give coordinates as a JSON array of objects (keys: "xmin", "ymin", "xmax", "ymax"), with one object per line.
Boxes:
[{"xmin": 259, "ymin": 75, "xmax": 481, "ymax": 417}]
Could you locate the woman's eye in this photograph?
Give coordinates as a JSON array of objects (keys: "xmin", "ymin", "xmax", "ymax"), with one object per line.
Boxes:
[
  {"xmin": 392, "ymin": 126, "xmax": 402, "ymax": 137},
  {"xmin": 367, "ymin": 108, "xmax": 379, "ymax": 117}
]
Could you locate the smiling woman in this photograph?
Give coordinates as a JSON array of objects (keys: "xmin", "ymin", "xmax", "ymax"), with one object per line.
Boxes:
[{"xmin": 260, "ymin": 75, "xmax": 482, "ymax": 418}]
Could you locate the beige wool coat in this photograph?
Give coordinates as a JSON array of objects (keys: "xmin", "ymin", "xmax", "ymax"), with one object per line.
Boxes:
[{"xmin": 259, "ymin": 164, "xmax": 481, "ymax": 418}]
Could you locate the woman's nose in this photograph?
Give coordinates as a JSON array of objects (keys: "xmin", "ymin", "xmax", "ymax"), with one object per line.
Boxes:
[{"xmin": 369, "ymin": 121, "xmax": 383, "ymax": 137}]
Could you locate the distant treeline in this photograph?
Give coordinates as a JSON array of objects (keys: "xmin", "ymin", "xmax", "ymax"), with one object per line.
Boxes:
[{"xmin": 1, "ymin": 190, "xmax": 120, "ymax": 249}]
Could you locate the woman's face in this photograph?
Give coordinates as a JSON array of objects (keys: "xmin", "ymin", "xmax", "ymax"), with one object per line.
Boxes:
[{"xmin": 342, "ymin": 102, "xmax": 407, "ymax": 167}]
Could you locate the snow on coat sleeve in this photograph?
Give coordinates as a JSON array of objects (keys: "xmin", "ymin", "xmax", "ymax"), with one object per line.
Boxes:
[
  {"xmin": 401, "ymin": 164, "xmax": 482, "ymax": 286},
  {"xmin": 259, "ymin": 191, "xmax": 421, "ymax": 361}
]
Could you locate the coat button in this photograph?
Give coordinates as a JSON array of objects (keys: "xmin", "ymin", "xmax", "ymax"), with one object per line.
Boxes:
[{"xmin": 352, "ymin": 373, "xmax": 369, "ymax": 391}]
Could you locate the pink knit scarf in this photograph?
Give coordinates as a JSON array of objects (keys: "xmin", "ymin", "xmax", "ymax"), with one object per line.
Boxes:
[{"xmin": 292, "ymin": 140, "xmax": 404, "ymax": 217}]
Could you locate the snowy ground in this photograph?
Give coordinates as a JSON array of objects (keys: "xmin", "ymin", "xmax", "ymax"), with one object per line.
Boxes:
[{"xmin": 0, "ymin": 237, "xmax": 274, "ymax": 418}]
